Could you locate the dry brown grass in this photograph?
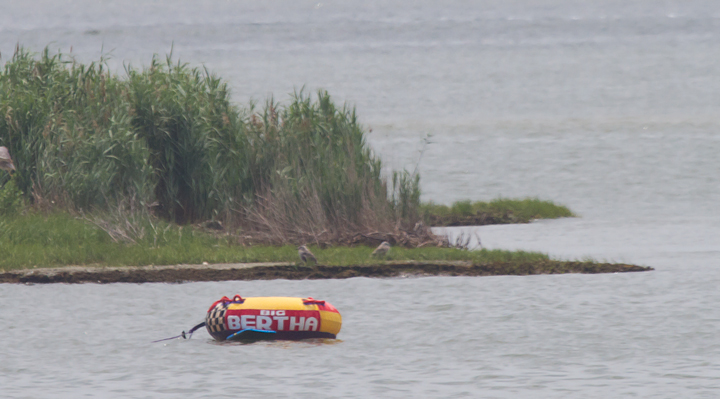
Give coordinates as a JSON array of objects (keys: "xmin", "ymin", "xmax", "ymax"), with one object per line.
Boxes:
[{"xmin": 228, "ymin": 181, "xmax": 446, "ymax": 248}]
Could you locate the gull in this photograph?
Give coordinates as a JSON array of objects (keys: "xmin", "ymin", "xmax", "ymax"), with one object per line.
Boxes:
[
  {"xmin": 371, "ymin": 241, "xmax": 391, "ymax": 258},
  {"xmin": 297, "ymin": 245, "xmax": 317, "ymax": 264},
  {"xmin": 0, "ymin": 146, "xmax": 15, "ymax": 173}
]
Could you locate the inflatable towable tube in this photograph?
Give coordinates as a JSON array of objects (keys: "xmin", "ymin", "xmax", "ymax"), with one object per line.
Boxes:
[{"xmin": 205, "ymin": 295, "xmax": 342, "ymax": 341}]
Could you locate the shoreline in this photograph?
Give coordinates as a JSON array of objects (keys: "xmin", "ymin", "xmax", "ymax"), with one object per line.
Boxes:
[
  {"xmin": 0, "ymin": 261, "xmax": 653, "ymax": 284},
  {"xmin": 428, "ymin": 214, "xmax": 529, "ymax": 226},
  {"xmin": 422, "ymin": 198, "xmax": 576, "ymax": 226}
]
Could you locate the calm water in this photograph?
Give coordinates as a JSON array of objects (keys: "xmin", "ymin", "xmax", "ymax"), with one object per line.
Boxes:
[{"xmin": 1, "ymin": 1, "xmax": 719, "ymax": 397}]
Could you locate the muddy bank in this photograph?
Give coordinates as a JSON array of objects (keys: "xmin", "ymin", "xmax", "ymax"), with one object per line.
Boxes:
[
  {"xmin": 428, "ymin": 213, "xmax": 531, "ymax": 227},
  {"xmin": 0, "ymin": 261, "xmax": 653, "ymax": 284}
]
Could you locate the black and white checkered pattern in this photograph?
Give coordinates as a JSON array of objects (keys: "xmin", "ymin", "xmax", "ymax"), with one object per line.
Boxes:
[{"xmin": 206, "ymin": 303, "xmax": 228, "ymax": 333}]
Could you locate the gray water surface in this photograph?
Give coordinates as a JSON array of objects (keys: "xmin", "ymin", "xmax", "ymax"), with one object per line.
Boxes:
[
  {"xmin": 1, "ymin": 1, "xmax": 719, "ymax": 397},
  {"xmin": 3, "ymin": 274, "xmax": 719, "ymax": 398}
]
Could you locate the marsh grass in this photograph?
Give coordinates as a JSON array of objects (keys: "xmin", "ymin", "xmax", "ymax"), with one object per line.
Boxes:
[
  {"xmin": 0, "ymin": 47, "xmax": 424, "ymax": 245},
  {"xmin": 0, "ymin": 213, "xmax": 548, "ymax": 271},
  {"xmin": 0, "ymin": 176, "xmax": 24, "ymax": 215},
  {"xmin": 422, "ymin": 198, "xmax": 575, "ymax": 226},
  {"xmin": 0, "ymin": 46, "xmax": 576, "ymax": 258}
]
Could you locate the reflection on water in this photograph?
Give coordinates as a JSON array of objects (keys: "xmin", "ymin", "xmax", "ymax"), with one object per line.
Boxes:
[{"xmin": 206, "ymin": 338, "xmax": 343, "ymax": 348}]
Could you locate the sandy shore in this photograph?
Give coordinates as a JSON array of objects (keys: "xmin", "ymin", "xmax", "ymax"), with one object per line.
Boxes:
[{"xmin": 0, "ymin": 261, "xmax": 653, "ymax": 284}]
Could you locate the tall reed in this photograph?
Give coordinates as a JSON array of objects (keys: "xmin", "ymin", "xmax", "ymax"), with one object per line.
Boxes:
[
  {"xmin": 0, "ymin": 47, "xmax": 422, "ymax": 244},
  {"xmin": 0, "ymin": 48, "xmax": 153, "ymax": 210},
  {"xmin": 125, "ymin": 55, "xmax": 245, "ymax": 223}
]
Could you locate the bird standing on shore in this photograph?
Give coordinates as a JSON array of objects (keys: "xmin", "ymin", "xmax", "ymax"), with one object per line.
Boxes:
[
  {"xmin": 0, "ymin": 146, "xmax": 15, "ymax": 173},
  {"xmin": 371, "ymin": 241, "xmax": 391, "ymax": 258},
  {"xmin": 297, "ymin": 245, "xmax": 317, "ymax": 264}
]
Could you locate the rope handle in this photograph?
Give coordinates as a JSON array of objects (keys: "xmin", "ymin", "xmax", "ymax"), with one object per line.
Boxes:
[
  {"xmin": 207, "ymin": 295, "xmax": 245, "ymax": 312},
  {"xmin": 152, "ymin": 321, "xmax": 206, "ymax": 343},
  {"xmin": 302, "ymin": 297, "xmax": 325, "ymax": 305}
]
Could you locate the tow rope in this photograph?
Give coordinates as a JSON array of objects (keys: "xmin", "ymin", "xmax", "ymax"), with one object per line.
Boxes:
[{"xmin": 152, "ymin": 321, "xmax": 206, "ymax": 343}]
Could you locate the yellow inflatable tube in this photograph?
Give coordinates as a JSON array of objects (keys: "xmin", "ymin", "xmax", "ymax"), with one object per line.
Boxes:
[{"xmin": 205, "ymin": 295, "xmax": 342, "ymax": 340}]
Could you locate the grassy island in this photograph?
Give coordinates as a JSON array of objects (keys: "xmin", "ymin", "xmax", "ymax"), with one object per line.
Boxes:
[
  {"xmin": 422, "ymin": 198, "xmax": 576, "ymax": 227},
  {"xmin": 0, "ymin": 212, "xmax": 650, "ymax": 284},
  {"xmin": 0, "ymin": 47, "xmax": 649, "ymax": 282},
  {"xmin": 0, "ymin": 214, "xmax": 551, "ymax": 271}
]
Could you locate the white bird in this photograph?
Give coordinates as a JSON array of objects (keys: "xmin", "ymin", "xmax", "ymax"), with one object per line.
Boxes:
[
  {"xmin": 371, "ymin": 241, "xmax": 391, "ymax": 258},
  {"xmin": 0, "ymin": 146, "xmax": 15, "ymax": 173},
  {"xmin": 297, "ymin": 245, "xmax": 317, "ymax": 264}
]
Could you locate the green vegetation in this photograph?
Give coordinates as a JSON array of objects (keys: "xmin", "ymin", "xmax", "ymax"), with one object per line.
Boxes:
[
  {"xmin": 0, "ymin": 176, "xmax": 24, "ymax": 216},
  {"xmin": 0, "ymin": 213, "xmax": 548, "ymax": 272},
  {"xmin": 0, "ymin": 47, "xmax": 584, "ymax": 275},
  {"xmin": 422, "ymin": 198, "xmax": 575, "ymax": 226},
  {"xmin": 0, "ymin": 47, "xmax": 420, "ymax": 245}
]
